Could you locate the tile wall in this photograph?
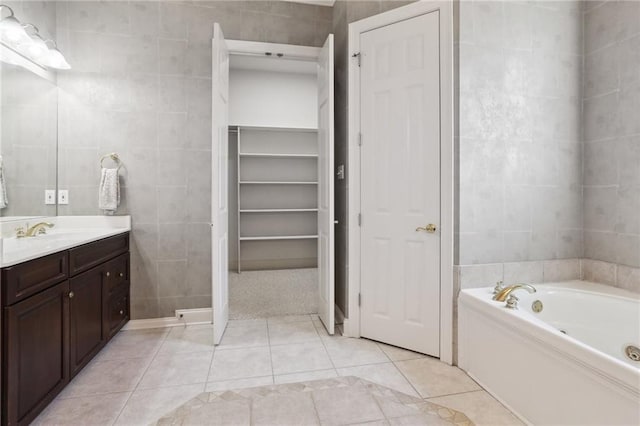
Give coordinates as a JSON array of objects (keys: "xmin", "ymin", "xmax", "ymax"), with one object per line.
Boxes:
[
  {"xmin": 54, "ymin": 1, "xmax": 332, "ymax": 319},
  {"xmin": 582, "ymin": 0, "xmax": 640, "ymax": 269},
  {"xmin": 456, "ymin": 1, "xmax": 584, "ymax": 265}
]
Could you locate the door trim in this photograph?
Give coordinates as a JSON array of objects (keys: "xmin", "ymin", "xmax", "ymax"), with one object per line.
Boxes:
[{"xmin": 346, "ymin": 1, "xmax": 454, "ymax": 365}]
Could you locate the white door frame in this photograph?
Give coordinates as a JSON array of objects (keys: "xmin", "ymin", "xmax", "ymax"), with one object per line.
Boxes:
[{"xmin": 346, "ymin": 1, "xmax": 454, "ymax": 365}]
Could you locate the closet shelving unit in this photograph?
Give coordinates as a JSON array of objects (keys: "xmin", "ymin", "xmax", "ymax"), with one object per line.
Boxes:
[{"xmin": 233, "ymin": 125, "xmax": 319, "ymax": 272}]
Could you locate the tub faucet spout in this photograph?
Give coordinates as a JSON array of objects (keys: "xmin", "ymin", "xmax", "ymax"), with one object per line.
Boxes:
[{"xmin": 493, "ymin": 283, "xmax": 536, "ymax": 302}]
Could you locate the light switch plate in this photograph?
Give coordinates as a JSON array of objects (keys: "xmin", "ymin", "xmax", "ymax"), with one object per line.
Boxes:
[
  {"xmin": 58, "ymin": 190, "xmax": 69, "ymax": 205},
  {"xmin": 45, "ymin": 190, "xmax": 56, "ymax": 205},
  {"xmin": 337, "ymin": 165, "xmax": 345, "ymax": 180}
]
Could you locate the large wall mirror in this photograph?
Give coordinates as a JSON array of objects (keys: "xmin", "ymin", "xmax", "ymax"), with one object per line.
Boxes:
[{"xmin": 0, "ymin": 55, "xmax": 58, "ymax": 222}]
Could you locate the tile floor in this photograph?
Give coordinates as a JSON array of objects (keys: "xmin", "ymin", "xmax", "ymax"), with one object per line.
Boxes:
[
  {"xmin": 34, "ymin": 315, "xmax": 523, "ymax": 425},
  {"xmin": 155, "ymin": 376, "xmax": 473, "ymax": 425}
]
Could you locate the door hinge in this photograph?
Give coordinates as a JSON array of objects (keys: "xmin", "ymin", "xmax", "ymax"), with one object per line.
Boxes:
[
  {"xmin": 352, "ymin": 52, "xmax": 361, "ymax": 67},
  {"xmin": 358, "ymin": 293, "xmax": 361, "ymax": 307},
  {"xmin": 358, "ymin": 213, "xmax": 362, "ymax": 226},
  {"xmin": 358, "ymin": 132, "xmax": 362, "ymax": 146}
]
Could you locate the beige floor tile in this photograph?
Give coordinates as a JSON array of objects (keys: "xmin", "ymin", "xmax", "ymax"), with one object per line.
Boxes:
[
  {"xmin": 323, "ymin": 336, "xmax": 390, "ymax": 367},
  {"xmin": 270, "ymin": 341, "xmax": 334, "ymax": 375},
  {"xmin": 227, "ymin": 318, "xmax": 267, "ymax": 328},
  {"xmin": 180, "ymin": 399, "xmax": 251, "ymax": 425},
  {"xmin": 394, "ymin": 357, "xmax": 481, "ymax": 398},
  {"xmin": 218, "ymin": 321, "xmax": 269, "ymax": 349},
  {"xmin": 428, "ymin": 390, "xmax": 524, "ymax": 426},
  {"xmin": 274, "ymin": 368, "xmax": 338, "ymax": 384},
  {"xmin": 205, "ymin": 376, "xmax": 274, "ymax": 391},
  {"xmin": 208, "ymin": 346, "xmax": 272, "ymax": 381},
  {"xmin": 58, "ymin": 357, "xmax": 150, "ymax": 399},
  {"xmin": 252, "ymin": 391, "xmax": 319, "ymax": 425},
  {"xmin": 376, "ymin": 342, "xmax": 426, "ymax": 362},
  {"xmin": 157, "ymin": 324, "xmax": 214, "ymax": 355},
  {"xmin": 337, "ymin": 363, "xmax": 420, "ymax": 397},
  {"xmin": 95, "ymin": 328, "xmax": 168, "ymax": 361},
  {"xmin": 269, "ymin": 320, "xmax": 321, "ymax": 345},
  {"xmin": 312, "ymin": 385, "xmax": 385, "ymax": 425},
  {"xmin": 33, "ymin": 392, "xmax": 131, "ymax": 425},
  {"xmin": 114, "ymin": 383, "xmax": 205, "ymax": 425},
  {"xmin": 138, "ymin": 351, "xmax": 213, "ymax": 389},
  {"xmin": 388, "ymin": 414, "xmax": 449, "ymax": 425},
  {"xmin": 268, "ymin": 314, "xmax": 314, "ymax": 324}
]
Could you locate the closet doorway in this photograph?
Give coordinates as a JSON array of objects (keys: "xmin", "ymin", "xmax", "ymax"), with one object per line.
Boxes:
[
  {"xmin": 347, "ymin": 2, "xmax": 454, "ymax": 362},
  {"xmin": 212, "ymin": 23, "xmax": 335, "ymax": 344}
]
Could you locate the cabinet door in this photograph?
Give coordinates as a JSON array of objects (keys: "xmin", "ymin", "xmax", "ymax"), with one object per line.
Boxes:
[
  {"xmin": 4, "ymin": 281, "xmax": 70, "ymax": 426},
  {"xmin": 69, "ymin": 266, "xmax": 105, "ymax": 377}
]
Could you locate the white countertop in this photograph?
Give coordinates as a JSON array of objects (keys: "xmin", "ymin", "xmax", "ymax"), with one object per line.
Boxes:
[{"xmin": 0, "ymin": 216, "xmax": 131, "ymax": 267}]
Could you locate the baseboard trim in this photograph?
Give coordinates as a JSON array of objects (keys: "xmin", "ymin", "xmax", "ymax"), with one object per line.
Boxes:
[{"xmin": 123, "ymin": 308, "xmax": 213, "ymax": 331}]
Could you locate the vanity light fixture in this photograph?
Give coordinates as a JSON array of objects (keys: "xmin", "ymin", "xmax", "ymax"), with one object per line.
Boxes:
[
  {"xmin": 17, "ymin": 24, "xmax": 48, "ymax": 60},
  {"xmin": 0, "ymin": 4, "xmax": 70, "ymax": 70},
  {"xmin": 0, "ymin": 4, "xmax": 30, "ymax": 45},
  {"xmin": 43, "ymin": 40, "xmax": 70, "ymax": 69}
]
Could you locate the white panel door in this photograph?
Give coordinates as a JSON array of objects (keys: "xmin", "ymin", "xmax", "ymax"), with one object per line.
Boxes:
[
  {"xmin": 211, "ymin": 23, "xmax": 230, "ymax": 345},
  {"xmin": 360, "ymin": 12, "xmax": 441, "ymax": 356},
  {"xmin": 317, "ymin": 34, "xmax": 335, "ymax": 335}
]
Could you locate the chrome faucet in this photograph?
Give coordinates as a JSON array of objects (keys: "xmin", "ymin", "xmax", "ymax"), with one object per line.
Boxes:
[
  {"xmin": 492, "ymin": 283, "xmax": 536, "ymax": 302},
  {"xmin": 16, "ymin": 222, "xmax": 55, "ymax": 238}
]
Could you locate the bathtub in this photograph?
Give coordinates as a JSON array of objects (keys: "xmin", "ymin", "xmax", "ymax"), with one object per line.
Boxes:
[{"xmin": 458, "ymin": 280, "xmax": 640, "ymax": 425}]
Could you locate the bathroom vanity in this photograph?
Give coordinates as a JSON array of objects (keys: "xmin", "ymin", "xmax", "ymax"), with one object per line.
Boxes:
[{"xmin": 0, "ymin": 217, "xmax": 131, "ymax": 426}]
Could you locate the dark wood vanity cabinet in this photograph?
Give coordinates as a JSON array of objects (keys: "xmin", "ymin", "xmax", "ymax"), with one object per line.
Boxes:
[{"xmin": 1, "ymin": 233, "xmax": 130, "ymax": 426}]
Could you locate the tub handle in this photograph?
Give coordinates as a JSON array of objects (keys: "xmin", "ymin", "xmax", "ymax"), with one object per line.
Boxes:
[{"xmin": 506, "ymin": 294, "xmax": 519, "ymax": 310}]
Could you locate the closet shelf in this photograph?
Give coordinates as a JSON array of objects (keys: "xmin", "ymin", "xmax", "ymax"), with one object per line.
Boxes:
[
  {"xmin": 240, "ymin": 235, "xmax": 319, "ymax": 241},
  {"xmin": 239, "ymin": 181, "xmax": 318, "ymax": 185},
  {"xmin": 240, "ymin": 209, "xmax": 318, "ymax": 213},
  {"xmin": 239, "ymin": 153, "xmax": 318, "ymax": 158}
]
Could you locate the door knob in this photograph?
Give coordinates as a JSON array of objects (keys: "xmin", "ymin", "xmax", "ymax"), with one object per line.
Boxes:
[
  {"xmin": 68, "ymin": 291, "xmax": 75, "ymax": 299},
  {"xmin": 416, "ymin": 224, "xmax": 437, "ymax": 233}
]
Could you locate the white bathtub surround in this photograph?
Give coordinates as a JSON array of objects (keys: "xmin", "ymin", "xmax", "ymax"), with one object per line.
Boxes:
[
  {"xmin": 454, "ymin": 259, "xmax": 582, "ymax": 293},
  {"xmin": 458, "ymin": 281, "xmax": 640, "ymax": 425},
  {"xmin": 454, "ymin": 258, "xmax": 640, "ymax": 294},
  {"xmin": 0, "ymin": 215, "xmax": 131, "ymax": 267}
]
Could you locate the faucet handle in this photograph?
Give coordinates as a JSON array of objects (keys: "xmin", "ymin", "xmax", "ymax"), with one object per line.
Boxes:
[
  {"xmin": 493, "ymin": 281, "xmax": 505, "ymax": 295},
  {"xmin": 506, "ymin": 294, "xmax": 519, "ymax": 310},
  {"xmin": 15, "ymin": 227, "xmax": 26, "ymax": 238}
]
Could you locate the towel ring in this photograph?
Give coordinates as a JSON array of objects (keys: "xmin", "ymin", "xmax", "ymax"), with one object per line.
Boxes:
[{"xmin": 100, "ymin": 153, "xmax": 122, "ymax": 170}]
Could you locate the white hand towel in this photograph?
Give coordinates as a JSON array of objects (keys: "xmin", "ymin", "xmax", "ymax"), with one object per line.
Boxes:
[
  {"xmin": 0, "ymin": 156, "xmax": 7, "ymax": 209},
  {"xmin": 99, "ymin": 167, "xmax": 120, "ymax": 215}
]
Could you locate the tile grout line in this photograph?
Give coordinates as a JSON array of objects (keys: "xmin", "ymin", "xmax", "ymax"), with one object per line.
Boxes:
[
  {"xmin": 110, "ymin": 327, "xmax": 174, "ymax": 425},
  {"xmin": 265, "ymin": 318, "xmax": 276, "ymax": 384},
  {"xmin": 390, "ymin": 359, "xmax": 423, "ymax": 399}
]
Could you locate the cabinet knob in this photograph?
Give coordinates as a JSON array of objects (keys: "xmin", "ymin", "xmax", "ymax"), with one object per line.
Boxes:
[
  {"xmin": 119, "ymin": 272, "xmax": 124, "ymax": 278},
  {"xmin": 106, "ymin": 272, "xmax": 111, "ymax": 277},
  {"xmin": 68, "ymin": 291, "xmax": 75, "ymax": 299},
  {"xmin": 119, "ymin": 310, "xmax": 124, "ymax": 315}
]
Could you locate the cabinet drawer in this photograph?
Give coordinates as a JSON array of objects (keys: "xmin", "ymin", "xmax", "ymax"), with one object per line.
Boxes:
[
  {"xmin": 107, "ymin": 286, "xmax": 129, "ymax": 339},
  {"xmin": 69, "ymin": 233, "xmax": 129, "ymax": 276},
  {"xmin": 103, "ymin": 254, "xmax": 129, "ymax": 293},
  {"xmin": 2, "ymin": 251, "xmax": 68, "ymax": 306}
]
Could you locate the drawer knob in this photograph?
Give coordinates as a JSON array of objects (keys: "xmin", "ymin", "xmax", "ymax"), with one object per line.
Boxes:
[
  {"xmin": 68, "ymin": 291, "xmax": 75, "ymax": 299},
  {"xmin": 119, "ymin": 272, "xmax": 124, "ymax": 278},
  {"xmin": 119, "ymin": 310, "xmax": 124, "ymax": 315},
  {"xmin": 106, "ymin": 272, "xmax": 111, "ymax": 277}
]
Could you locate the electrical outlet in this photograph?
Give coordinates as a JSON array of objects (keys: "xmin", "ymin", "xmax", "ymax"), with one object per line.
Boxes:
[
  {"xmin": 58, "ymin": 190, "xmax": 69, "ymax": 205},
  {"xmin": 45, "ymin": 190, "xmax": 56, "ymax": 205}
]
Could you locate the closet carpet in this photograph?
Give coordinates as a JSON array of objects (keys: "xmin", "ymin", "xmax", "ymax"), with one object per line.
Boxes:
[
  {"xmin": 229, "ymin": 268, "xmax": 318, "ymax": 319},
  {"xmin": 154, "ymin": 376, "xmax": 473, "ymax": 425}
]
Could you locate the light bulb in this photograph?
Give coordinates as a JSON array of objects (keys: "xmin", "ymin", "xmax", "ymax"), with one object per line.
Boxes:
[
  {"xmin": 17, "ymin": 33, "xmax": 48, "ymax": 60},
  {"xmin": 44, "ymin": 47, "xmax": 70, "ymax": 69},
  {"xmin": 0, "ymin": 15, "xmax": 30, "ymax": 46}
]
